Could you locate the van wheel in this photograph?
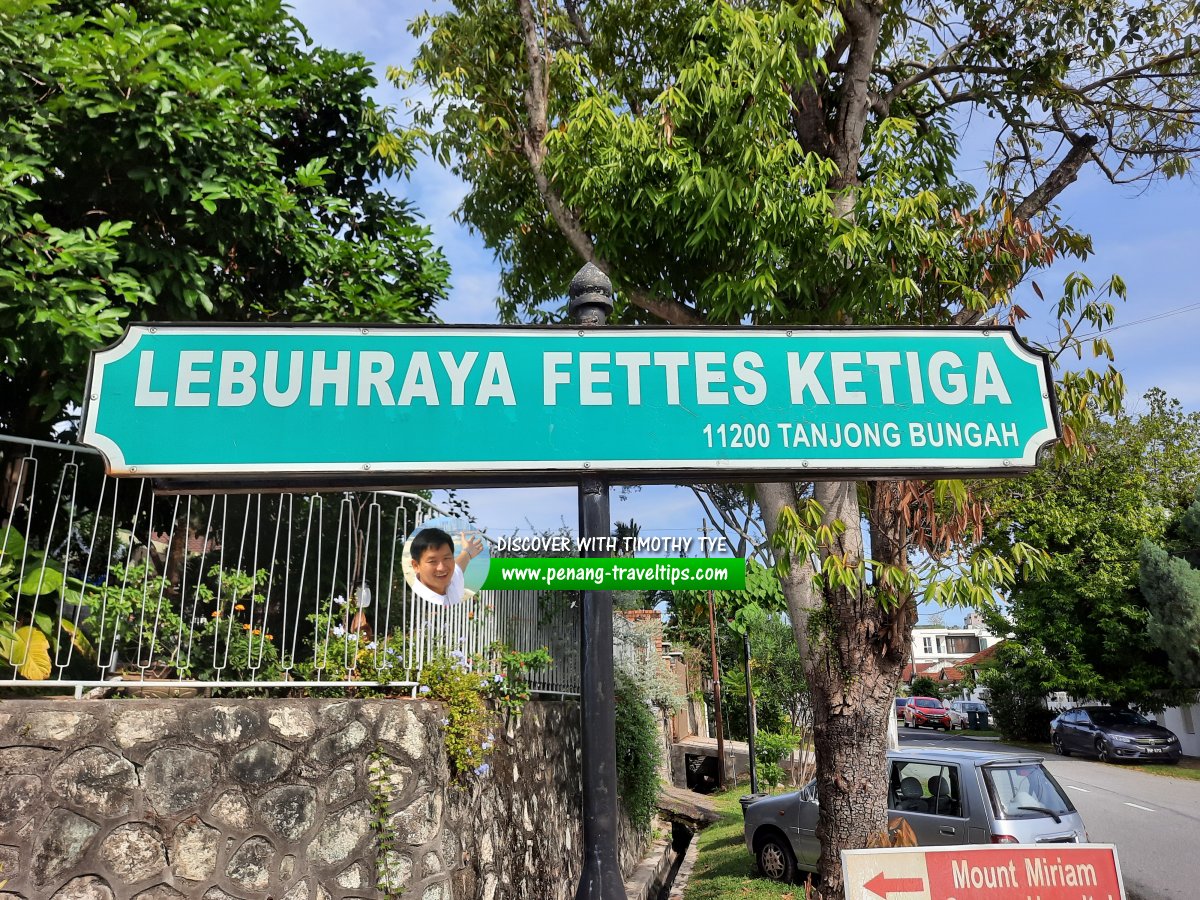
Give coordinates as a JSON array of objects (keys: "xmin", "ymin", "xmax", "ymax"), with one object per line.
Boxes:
[{"xmin": 757, "ymin": 832, "xmax": 797, "ymax": 883}]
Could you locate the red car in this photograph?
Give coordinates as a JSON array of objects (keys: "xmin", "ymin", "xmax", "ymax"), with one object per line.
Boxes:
[{"xmin": 904, "ymin": 696, "xmax": 952, "ymax": 730}]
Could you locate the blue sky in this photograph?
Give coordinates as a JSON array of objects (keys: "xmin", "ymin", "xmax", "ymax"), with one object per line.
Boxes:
[{"xmin": 288, "ymin": 1, "xmax": 1200, "ymax": 550}]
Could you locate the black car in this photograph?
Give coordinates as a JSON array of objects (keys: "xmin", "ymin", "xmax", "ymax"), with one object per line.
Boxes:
[{"xmin": 1051, "ymin": 706, "xmax": 1182, "ymax": 763}]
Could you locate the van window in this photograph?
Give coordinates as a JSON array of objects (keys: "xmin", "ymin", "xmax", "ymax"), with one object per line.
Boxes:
[
  {"xmin": 982, "ymin": 764, "xmax": 1074, "ymax": 820},
  {"xmin": 888, "ymin": 761, "xmax": 963, "ymax": 817}
]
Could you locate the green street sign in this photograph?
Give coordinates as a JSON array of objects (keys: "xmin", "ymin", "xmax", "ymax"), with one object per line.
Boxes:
[{"xmin": 80, "ymin": 324, "xmax": 1059, "ymax": 483}]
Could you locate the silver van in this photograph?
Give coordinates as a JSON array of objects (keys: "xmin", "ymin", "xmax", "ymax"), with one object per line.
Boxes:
[{"xmin": 743, "ymin": 747, "xmax": 1087, "ymax": 883}]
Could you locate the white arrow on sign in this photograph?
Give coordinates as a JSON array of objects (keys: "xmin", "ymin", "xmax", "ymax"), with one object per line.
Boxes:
[{"xmin": 864, "ymin": 871, "xmax": 927, "ymax": 898}]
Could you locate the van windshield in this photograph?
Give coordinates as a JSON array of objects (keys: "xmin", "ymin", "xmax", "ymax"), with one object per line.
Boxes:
[{"xmin": 982, "ymin": 764, "xmax": 1075, "ymax": 821}]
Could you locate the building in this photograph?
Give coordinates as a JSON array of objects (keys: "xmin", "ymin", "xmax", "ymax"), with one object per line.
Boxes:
[
  {"xmin": 903, "ymin": 612, "xmax": 999, "ymax": 698},
  {"xmin": 912, "ymin": 611, "xmax": 996, "ymax": 664}
]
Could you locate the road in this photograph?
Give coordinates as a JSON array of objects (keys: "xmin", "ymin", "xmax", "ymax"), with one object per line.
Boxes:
[{"xmin": 900, "ymin": 727, "xmax": 1200, "ymax": 899}]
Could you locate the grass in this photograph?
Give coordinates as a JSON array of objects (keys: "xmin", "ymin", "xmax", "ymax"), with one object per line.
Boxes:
[
  {"xmin": 1124, "ymin": 755, "xmax": 1200, "ymax": 780},
  {"xmin": 682, "ymin": 785, "xmax": 815, "ymax": 900},
  {"xmin": 951, "ymin": 728, "xmax": 1002, "ymax": 738}
]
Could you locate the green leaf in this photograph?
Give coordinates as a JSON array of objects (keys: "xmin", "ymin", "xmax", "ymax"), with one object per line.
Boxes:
[
  {"xmin": 18, "ymin": 565, "xmax": 63, "ymax": 596},
  {"xmin": 0, "ymin": 526, "xmax": 26, "ymax": 561}
]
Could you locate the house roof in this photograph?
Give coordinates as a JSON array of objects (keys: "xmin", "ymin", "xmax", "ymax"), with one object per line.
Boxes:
[
  {"xmin": 959, "ymin": 641, "xmax": 1003, "ymax": 667},
  {"xmin": 903, "ymin": 660, "xmax": 969, "ymax": 683}
]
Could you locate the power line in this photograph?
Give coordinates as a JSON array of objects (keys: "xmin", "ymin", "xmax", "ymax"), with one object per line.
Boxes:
[{"xmin": 1074, "ymin": 301, "xmax": 1200, "ymax": 341}]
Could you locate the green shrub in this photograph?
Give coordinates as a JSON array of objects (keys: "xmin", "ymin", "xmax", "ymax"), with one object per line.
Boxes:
[
  {"xmin": 981, "ymin": 668, "xmax": 1055, "ymax": 741},
  {"xmin": 421, "ymin": 651, "xmax": 499, "ymax": 779},
  {"xmin": 484, "ymin": 642, "xmax": 553, "ymax": 717},
  {"xmin": 754, "ymin": 728, "xmax": 799, "ymax": 791},
  {"xmin": 614, "ymin": 668, "xmax": 662, "ymax": 831}
]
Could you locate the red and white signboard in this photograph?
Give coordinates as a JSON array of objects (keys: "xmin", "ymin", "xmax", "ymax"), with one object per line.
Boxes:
[{"xmin": 843, "ymin": 845, "xmax": 1126, "ymax": 900}]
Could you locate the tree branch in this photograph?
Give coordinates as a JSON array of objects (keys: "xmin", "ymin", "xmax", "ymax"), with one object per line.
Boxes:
[
  {"xmin": 562, "ymin": 0, "xmax": 592, "ymax": 47},
  {"xmin": 1013, "ymin": 132, "xmax": 1099, "ymax": 219},
  {"xmin": 517, "ymin": 0, "xmax": 704, "ymax": 324},
  {"xmin": 788, "ymin": 82, "xmax": 836, "ymax": 157},
  {"xmin": 833, "ymin": 0, "xmax": 884, "ymax": 180}
]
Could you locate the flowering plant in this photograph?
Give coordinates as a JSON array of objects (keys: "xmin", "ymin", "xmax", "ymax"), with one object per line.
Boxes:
[
  {"xmin": 482, "ymin": 642, "xmax": 553, "ymax": 718},
  {"xmin": 420, "ymin": 642, "xmax": 499, "ymax": 780},
  {"xmin": 296, "ymin": 593, "xmax": 406, "ymax": 689},
  {"xmin": 190, "ymin": 565, "xmax": 282, "ymax": 681}
]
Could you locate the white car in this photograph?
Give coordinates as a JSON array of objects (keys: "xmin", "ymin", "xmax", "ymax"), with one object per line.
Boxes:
[{"xmin": 947, "ymin": 700, "xmax": 989, "ymax": 730}]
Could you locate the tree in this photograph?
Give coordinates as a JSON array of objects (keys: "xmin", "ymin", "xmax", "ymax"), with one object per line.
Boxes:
[
  {"xmin": 982, "ymin": 391, "xmax": 1200, "ymax": 710},
  {"xmin": 0, "ymin": 0, "xmax": 449, "ymax": 436},
  {"xmin": 402, "ymin": 2, "xmax": 1200, "ymax": 891},
  {"xmin": 1140, "ymin": 490, "xmax": 1200, "ymax": 688},
  {"xmin": 682, "ymin": 595, "xmax": 811, "ymax": 739},
  {"xmin": 910, "ymin": 675, "xmax": 943, "ymax": 701}
]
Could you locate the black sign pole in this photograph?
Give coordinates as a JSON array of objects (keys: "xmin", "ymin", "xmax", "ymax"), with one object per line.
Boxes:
[{"xmin": 570, "ymin": 263, "xmax": 627, "ymax": 900}]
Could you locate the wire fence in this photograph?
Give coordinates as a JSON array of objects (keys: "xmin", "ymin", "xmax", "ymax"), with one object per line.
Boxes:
[{"xmin": 0, "ymin": 434, "xmax": 579, "ymax": 695}]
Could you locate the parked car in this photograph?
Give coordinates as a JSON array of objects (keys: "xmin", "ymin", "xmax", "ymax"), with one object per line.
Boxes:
[
  {"xmin": 905, "ymin": 696, "xmax": 952, "ymax": 730},
  {"xmin": 947, "ymin": 700, "xmax": 990, "ymax": 730},
  {"xmin": 743, "ymin": 748, "xmax": 1086, "ymax": 883},
  {"xmin": 1050, "ymin": 706, "xmax": 1182, "ymax": 763},
  {"xmin": 895, "ymin": 697, "xmax": 908, "ymax": 723}
]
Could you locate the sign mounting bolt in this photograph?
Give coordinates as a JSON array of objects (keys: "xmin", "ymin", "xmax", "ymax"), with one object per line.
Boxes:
[
  {"xmin": 148, "ymin": 327, "xmax": 157, "ymax": 334},
  {"xmin": 1003, "ymin": 459, "xmax": 1013, "ymax": 467},
  {"xmin": 362, "ymin": 464, "xmax": 371, "ymax": 471}
]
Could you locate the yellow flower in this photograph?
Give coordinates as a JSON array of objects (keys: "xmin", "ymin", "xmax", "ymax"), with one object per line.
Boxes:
[
  {"xmin": 234, "ymin": 603, "xmax": 245, "ymax": 611},
  {"xmin": 252, "ymin": 629, "xmax": 261, "ymax": 635},
  {"xmin": 265, "ymin": 634, "xmax": 274, "ymax": 641},
  {"xmin": 242, "ymin": 624, "xmax": 251, "ymax": 631},
  {"xmin": 211, "ymin": 610, "xmax": 222, "ymax": 618}
]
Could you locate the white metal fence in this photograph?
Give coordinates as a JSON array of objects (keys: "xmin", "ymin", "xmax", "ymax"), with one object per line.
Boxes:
[{"xmin": 0, "ymin": 434, "xmax": 579, "ymax": 695}]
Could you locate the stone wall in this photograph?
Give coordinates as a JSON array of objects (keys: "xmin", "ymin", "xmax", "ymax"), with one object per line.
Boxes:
[{"xmin": 0, "ymin": 698, "xmax": 642, "ymax": 900}]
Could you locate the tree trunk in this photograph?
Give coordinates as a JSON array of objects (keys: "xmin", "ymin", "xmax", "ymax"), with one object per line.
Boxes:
[
  {"xmin": 807, "ymin": 592, "xmax": 901, "ymax": 896},
  {"xmin": 760, "ymin": 479, "xmax": 906, "ymax": 897}
]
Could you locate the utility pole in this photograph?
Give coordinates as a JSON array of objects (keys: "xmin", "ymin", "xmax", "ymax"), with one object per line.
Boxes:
[
  {"xmin": 744, "ymin": 630, "xmax": 759, "ymax": 795},
  {"xmin": 703, "ymin": 519, "xmax": 726, "ymax": 790},
  {"xmin": 570, "ymin": 263, "xmax": 626, "ymax": 900}
]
